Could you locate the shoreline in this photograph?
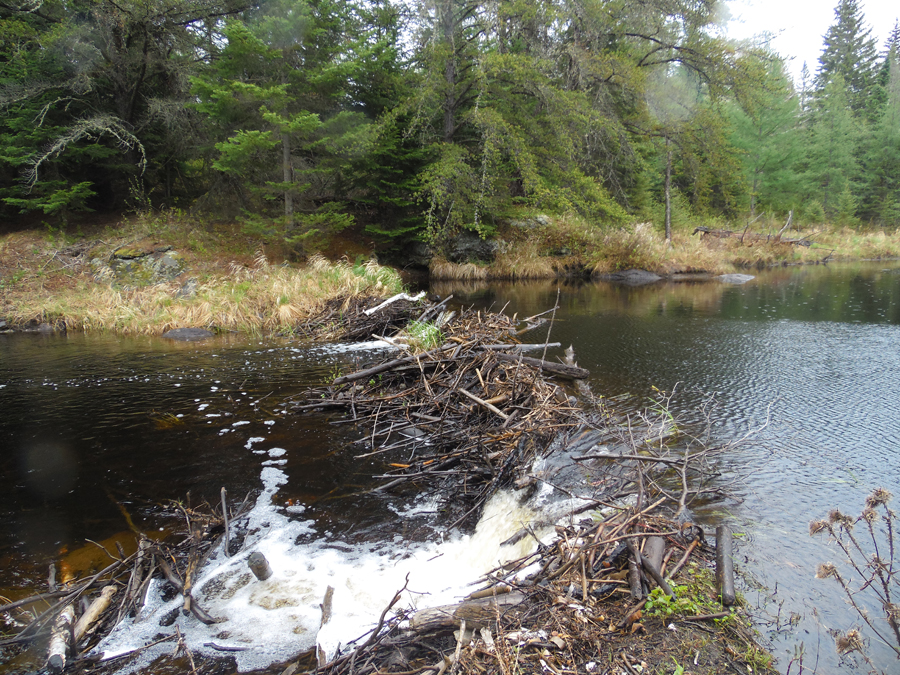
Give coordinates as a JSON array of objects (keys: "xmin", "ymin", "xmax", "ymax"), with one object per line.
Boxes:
[{"xmin": 3, "ymin": 215, "xmax": 900, "ymax": 337}]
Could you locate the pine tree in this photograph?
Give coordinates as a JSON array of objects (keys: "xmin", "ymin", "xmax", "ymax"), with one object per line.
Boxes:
[
  {"xmin": 815, "ymin": 0, "xmax": 878, "ymax": 115},
  {"xmin": 858, "ymin": 42, "xmax": 900, "ymax": 225},
  {"xmin": 801, "ymin": 75, "xmax": 860, "ymax": 224},
  {"xmin": 729, "ymin": 60, "xmax": 803, "ymax": 217}
]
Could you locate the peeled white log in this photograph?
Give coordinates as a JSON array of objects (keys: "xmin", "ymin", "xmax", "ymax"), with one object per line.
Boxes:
[
  {"xmin": 47, "ymin": 603, "xmax": 75, "ymax": 673},
  {"xmin": 74, "ymin": 585, "xmax": 117, "ymax": 643},
  {"xmin": 363, "ymin": 292, "xmax": 426, "ymax": 316}
]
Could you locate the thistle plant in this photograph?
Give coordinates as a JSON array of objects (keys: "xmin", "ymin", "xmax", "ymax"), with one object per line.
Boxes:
[{"xmin": 810, "ymin": 488, "xmax": 899, "ymax": 669}]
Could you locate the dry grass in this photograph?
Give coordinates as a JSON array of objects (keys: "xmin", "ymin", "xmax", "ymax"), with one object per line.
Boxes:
[
  {"xmin": 590, "ymin": 223, "xmax": 729, "ymax": 275},
  {"xmin": 429, "ymin": 257, "xmax": 491, "ymax": 281},
  {"xmin": 1, "ymin": 221, "xmax": 404, "ymax": 335},
  {"xmin": 814, "ymin": 227, "xmax": 900, "ymax": 260}
]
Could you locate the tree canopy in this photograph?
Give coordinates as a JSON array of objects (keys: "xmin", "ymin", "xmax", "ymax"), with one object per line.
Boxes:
[{"xmin": 1, "ymin": 0, "xmax": 898, "ymax": 244}]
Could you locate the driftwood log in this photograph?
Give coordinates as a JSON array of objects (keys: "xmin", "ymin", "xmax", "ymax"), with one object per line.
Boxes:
[
  {"xmin": 46, "ymin": 603, "xmax": 74, "ymax": 673},
  {"xmin": 715, "ymin": 525, "xmax": 736, "ymax": 606},
  {"xmin": 408, "ymin": 592, "xmax": 526, "ymax": 632}
]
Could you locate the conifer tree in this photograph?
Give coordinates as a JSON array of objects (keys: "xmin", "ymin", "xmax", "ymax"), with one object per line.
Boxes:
[{"xmin": 815, "ymin": 0, "xmax": 878, "ymax": 115}]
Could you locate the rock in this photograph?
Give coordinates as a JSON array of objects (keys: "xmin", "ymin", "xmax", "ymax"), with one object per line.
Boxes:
[
  {"xmin": 596, "ymin": 269, "xmax": 663, "ymax": 286},
  {"xmin": 405, "ymin": 241, "xmax": 434, "ymax": 268},
  {"xmin": 177, "ymin": 278, "xmax": 199, "ymax": 298},
  {"xmin": 447, "ymin": 229, "xmax": 499, "ymax": 263},
  {"xmin": 162, "ymin": 327, "xmax": 214, "ymax": 341},
  {"xmin": 507, "ymin": 215, "xmax": 551, "ymax": 230},
  {"xmin": 102, "ymin": 248, "xmax": 186, "ymax": 287},
  {"xmin": 717, "ymin": 273, "xmax": 755, "ymax": 284},
  {"xmin": 0, "ymin": 319, "xmax": 6, "ymax": 329},
  {"xmin": 112, "ymin": 246, "xmax": 149, "ymax": 260}
]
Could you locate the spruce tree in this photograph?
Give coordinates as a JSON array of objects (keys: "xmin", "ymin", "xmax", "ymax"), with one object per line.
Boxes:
[{"xmin": 815, "ymin": 0, "xmax": 878, "ymax": 115}]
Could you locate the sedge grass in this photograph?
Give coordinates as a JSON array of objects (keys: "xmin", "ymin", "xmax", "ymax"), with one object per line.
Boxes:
[{"xmin": 5, "ymin": 253, "xmax": 404, "ymax": 335}]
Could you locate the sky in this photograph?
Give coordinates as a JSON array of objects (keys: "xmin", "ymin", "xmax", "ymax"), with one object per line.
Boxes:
[{"xmin": 726, "ymin": 0, "xmax": 900, "ymax": 84}]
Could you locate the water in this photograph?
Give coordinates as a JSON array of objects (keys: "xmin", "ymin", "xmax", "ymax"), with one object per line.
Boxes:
[
  {"xmin": 434, "ymin": 262, "xmax": 900, "ymax": 673},
  {"xmin": 2, "ymin": 262, "xmax": 900, "ymax": 673}
]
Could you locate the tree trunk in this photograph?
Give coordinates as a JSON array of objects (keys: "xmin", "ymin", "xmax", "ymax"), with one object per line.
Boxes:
[
  {"xmin": 282, "ymin": 132, "xmax": 293, "ymax": 219},
  {"xmin": 664, "ymin": 137, "xmax": 672, "ymax": 242},
  {"xmin": 442, "ymin": 0, "xmax": 456, "ymax": 142}
]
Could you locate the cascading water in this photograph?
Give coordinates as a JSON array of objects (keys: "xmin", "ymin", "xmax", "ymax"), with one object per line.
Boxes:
[{"xmin": 95, "ymin": 458, "xmax": 588, "ymax": 672}]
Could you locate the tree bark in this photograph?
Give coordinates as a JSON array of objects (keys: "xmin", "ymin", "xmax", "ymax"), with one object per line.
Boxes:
[{"xmin": 664, "ymin": 136, "xmax": 672, "ymax": 242}]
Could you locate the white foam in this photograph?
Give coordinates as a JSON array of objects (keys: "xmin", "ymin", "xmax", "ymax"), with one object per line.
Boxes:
[
  {"xmin": 233, "ymin": 421, "xmax": 250, "ymax": 427},
  {"xmin": 245, "ymin": 437, "xmax": 266, "ymax": 450},
  {"xmin": 308, "ymin": 340, "xmax": 398, "ymax": 355},
  {"xmin": 94, "ymin": 471, "xmax": 554, "ymax": 674}
]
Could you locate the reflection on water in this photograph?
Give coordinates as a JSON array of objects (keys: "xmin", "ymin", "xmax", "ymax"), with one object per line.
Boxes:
[
  {"xmin": 0, "ymin": 334, "xmax": 403, "ymax": 586},
  {"xmin": 2, "ymin": 262, "xmax": 899, "ymax": 673},
  {"xmin": 439, "ymin": 262, "xmax": 900, "ymax": 674}
]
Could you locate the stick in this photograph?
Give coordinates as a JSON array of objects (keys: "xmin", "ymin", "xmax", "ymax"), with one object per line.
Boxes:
[
  {"xmin": 332, "ymin": 343, "xmax": 455, "ymax": 385},
  {"xmin": 317, "ymin": 586, "xmax": 335, "ymax": 668},
  {"xmin": 364, "ymin": 292, "xmax": 426, "ymax": 316},
  {"xmin": 667, "ymin": 540, "xmax": 699, "ymax": 580},
  {"xmin": 492, "ymin": 353, "xmax": 589, "ymax": 380},
  {"xmin": 221, "ymin": 487, "xmax": 230, "ymax": 557},
  {"xmin": 639, "ymin": 552, "xmax": 675, "ymax": 599},
  {"xmin": 458, "ymin": 388, "xmax": 509, "ymax": 419}
]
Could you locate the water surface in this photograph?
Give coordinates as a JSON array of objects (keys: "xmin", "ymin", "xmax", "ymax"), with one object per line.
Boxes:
[
  {"xmin": 436, "ymin": 262, "xmax": 900, "ymax": 673},
  {"xmin": 2, "ymin": 262, "xmax": 899, "ymax": 673}
]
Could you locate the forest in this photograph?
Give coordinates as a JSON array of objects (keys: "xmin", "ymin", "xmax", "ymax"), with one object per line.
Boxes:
[{"xmin": 0, "ymin": 0, "xmax": 898, "ymax": 255}]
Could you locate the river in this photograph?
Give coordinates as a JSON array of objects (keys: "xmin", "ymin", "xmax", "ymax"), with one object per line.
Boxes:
[{"xmin": 2, "ymin": 261, "xmax": 899, "ymax": 673}]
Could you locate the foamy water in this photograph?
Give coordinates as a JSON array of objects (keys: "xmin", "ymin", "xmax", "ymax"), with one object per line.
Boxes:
[{"xmin": 95, "ymin": 463, "xmax": 571, "ymax": 672}]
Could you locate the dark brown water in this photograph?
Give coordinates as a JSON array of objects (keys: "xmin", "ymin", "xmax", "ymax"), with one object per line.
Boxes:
[{"xmin": 2, "ymin": 261, "xmax": 900, "ymax": 673}]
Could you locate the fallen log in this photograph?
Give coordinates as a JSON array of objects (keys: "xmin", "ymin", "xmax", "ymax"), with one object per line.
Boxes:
[
  {"xmin": 409, "ymin": 592, "xmax": 526, "ymax": 633},
  {"xmin": 46, "ymin": 603, "xmax": 74, "ymax": 673},
  {"xmin": 364, "ymin": 292, "xmax": 426, "ymax": 316},
  {"xmin": 74, "ymin": 585, "xmax": 117, "ymax": 643},
  {"xmin": 332, "ymin": 344, "xmax": 454, "ymax": 386},
  {"xmin": 715, "ymin": 525, "xmax": 735, "ymax": 606},
  {"xmin": 493, "ymin": 352, "xmax": 589, "ymax": 380}
]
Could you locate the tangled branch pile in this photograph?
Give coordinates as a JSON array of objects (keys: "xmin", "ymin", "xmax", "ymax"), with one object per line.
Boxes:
[
  {"xmin": 0, "ymin": 497, "xmax": 245, "ymax": 673},
  {"xmin": 315, "ymin": 498, "xmax": 770, "ymax": 675},
  {"xmin": 299, "ymin": 303, "xmax": 596, "ymax": 526}
]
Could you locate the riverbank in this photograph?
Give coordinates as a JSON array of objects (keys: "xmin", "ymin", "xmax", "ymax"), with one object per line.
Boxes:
[{"xmin": 3, "ymin": 213, "xmax": 899, "ymax": 335}]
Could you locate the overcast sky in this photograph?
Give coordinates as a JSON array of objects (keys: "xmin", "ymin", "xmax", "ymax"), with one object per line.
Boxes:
[{"xmin": 725, "ymin": 0, "xmax": 899, "ymax": 84}]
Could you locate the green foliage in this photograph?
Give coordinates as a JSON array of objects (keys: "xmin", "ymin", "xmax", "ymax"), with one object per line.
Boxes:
[
  {"xmin": 644, "ymin": 566, "xmax": 732, "ymax": 621},
  {"xmin": 405, "ymin": 320, "xmax": 443, "ymax": 351},
  {"xmin": 2, "ymin": 0, "xmax": 896, "ymax": 243},
  {"xmin": 4, "ymin": 181, "xmax": 95, "ymax": 219}
]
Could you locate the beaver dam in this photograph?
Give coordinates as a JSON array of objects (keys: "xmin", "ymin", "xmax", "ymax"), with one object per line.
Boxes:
[{"xmin": 0, "ymin": 295, "xmax": 774, "ymax": 675}]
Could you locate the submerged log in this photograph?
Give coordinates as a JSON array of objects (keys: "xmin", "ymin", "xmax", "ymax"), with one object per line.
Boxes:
[{"xmin": 409, "ymin": 592, "xmax": 525, "ymax": 632}]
